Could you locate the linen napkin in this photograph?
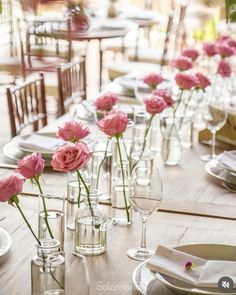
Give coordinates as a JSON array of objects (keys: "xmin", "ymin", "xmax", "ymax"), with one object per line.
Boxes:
[
  {"xmin": 220, "ymin": 151, "xmax": 236, "ymax": 171},
  {"xmin": 146, "ymin": 245, "xmax": 207, "ymax": 286},
  {"xmin": 146, "ymin": 245, "xmax": 236, "ymax": 288},
  {"xmin": 18, "ymin": 134, "xmax": 64, "ymax": 153},
  {"xmin": 198, "ymin": 260, "xmax": 236, "ymax": 288}
]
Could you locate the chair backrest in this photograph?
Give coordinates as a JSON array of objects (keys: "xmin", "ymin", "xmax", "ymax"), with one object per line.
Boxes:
[
  {"xmin": 57, "ymin": 58, "xmax": 86, "ymax": 117},
  {"xmin": 17, "ymin": 16, "xmax": 72, "ymax": 78},
  {"xmin": 6, "ymin": 72, "xmax": 47, "ymax": 137},
  {"xmin": 160, "ymin": 12, "xmax": 175, "ymax": 67},
  {"xmin": 174, "ymin": 4, "xmax": 187, "ymax": 55}
]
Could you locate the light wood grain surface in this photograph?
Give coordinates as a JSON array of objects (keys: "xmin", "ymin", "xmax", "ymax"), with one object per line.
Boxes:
[{"xmin": 0, "ymin": 113, "xmax": 236, "ymax": 295}]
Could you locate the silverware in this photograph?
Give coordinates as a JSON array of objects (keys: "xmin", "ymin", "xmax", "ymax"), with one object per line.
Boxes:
[
  {"xmin": 223, "ymin": 183, "xmax": 236, "ymax": 193},
  {"xmin": 0, "ymin": 216, "xmax": 6, "ymax": 221}
]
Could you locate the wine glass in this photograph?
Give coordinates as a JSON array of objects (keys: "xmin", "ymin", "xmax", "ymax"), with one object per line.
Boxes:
[
  {"xmin": 127, "ymin": 167, "xmax": 163, "ymax": 261},
  {"xmin": 200, "ymin": 96, "xmax": 228, "ymax": 162}
]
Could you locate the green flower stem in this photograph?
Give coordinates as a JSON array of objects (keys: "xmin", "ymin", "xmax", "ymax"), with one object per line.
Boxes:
[
  {"xmin": 13, "ymin": 198, "xmax": 41, "ymax": 245},
  {"xmin": 96, "ymin": 138, "xmax": 110, "ymax": 189},
  {"xmin": 115, "ymin": 135, "xmax": 130, "ymax": 223},
  {"xmin": 131, "ymin": 114, "xmax": 155, "ymax": 174},
  {"xmin": 34, "ymin": 176, "xmax": 54, "ymax": 240},
  {"xmin": 77, "ymin": 171, "xmax": 94, "ymax": 217},
  {"xmin": 76, "ymin": 171, "xmax": 81, "ymax": 208}
]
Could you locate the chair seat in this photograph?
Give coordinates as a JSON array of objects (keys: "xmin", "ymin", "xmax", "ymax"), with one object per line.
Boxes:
[
  {"xmin": 0, "ymin": 57, "xmax": 21, "ymax": 76},
  {"xmin": 107, "ymin": 61, "xmax": 161, "ymax": 80},
  {"xmin": 24, "ymin": 55, "xmax": 67, "ymax": 73}
]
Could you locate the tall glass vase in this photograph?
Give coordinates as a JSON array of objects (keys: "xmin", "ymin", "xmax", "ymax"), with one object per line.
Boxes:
[
  {"xmin": 112, "ymin": 161, "xmax": 132, "ymax": 226},
  {"xmin": 160, "ymin": 116, "xmax": 182, "ymax": 166},
  {"xmin": 31, "ymin": 239, "xmax": 65, "ymax": 295},
  {"xmin": 38, "ymin": 194, "xmax": 65, "ymax": 250},
  {"xmin": 66, "ymin": 167, "xmax": 90, "ymax": 231},
  {"xmin": 74, "ymin": 190, "xmax": 108, "ymax": 256}
]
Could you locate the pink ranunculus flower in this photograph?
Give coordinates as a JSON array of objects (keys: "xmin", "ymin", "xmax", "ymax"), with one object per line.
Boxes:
[
  {"xmin": 175, "ymin": 73, "xmax": 199, "ymax": 90},
  {"xmin": 172, "ymin": 56, "xmax": 193, "ymax": 71},
  {"xmin": 144, "ymin": 95, "xmax": 167, "ymax": 115},
  {"xmin": 51, "ymin": 141, "xmax": 92, "ymax": 173},
  {"xmin": 97, "ymin": 109, "xmax": 128, "ymax": 137},
  {"xmin": 94, "ymin": 92, "xmax": 118, "ymax": 112},
  {"xmin": 57, "ymin": 121, "xmax": 90, "ymax": 142},
  {"xmin": 217, "ymin": 60, "xmax": 232, "ymax": 77},
  {"xmin": 143, "ymin": 73, "xmax": 163, "ymax": 88},
  {"xmin": 16, "ymin": 152, "xmax": 45, "ymax": 179},
  {"xmin": 153, "ymin": 89, "xmax": 174, "ymax": 107},
  {"xmin": 0, "ymin": 175, "xmax": 24, "ymax": 202},
  {"xmin": 195, "ymin": 73, "xmax": 211, "ymax": 90},
  {"xmin": 182, "ymin": 48, "xmax": 199, "ymax": 60},
  {"xmin": 217, "ymin": 43, "xmax": 235, "ymax": 58},
  {"xmin": 203, "ymin": 42, "xmax": 217, "ymax": 57}
]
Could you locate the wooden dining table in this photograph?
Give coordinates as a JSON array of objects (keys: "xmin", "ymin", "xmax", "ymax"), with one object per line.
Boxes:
[{"xmin": 0, "ymin": 111, "xmax": 236, "ymax": 295}]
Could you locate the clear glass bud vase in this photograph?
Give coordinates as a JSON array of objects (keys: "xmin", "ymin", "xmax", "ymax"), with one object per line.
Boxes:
[
  {"xmin": 38, "ymin": 195, "xmax": 65, "ymax": 250},
  {"xmin": 112, "ymin": 162, "xmax": 132, "ymax": 226},
  {"xmin": 66, "ymin": 167, "xmax": 90, "ymax": 231},
  {"xmin": 31, "ymin": 239, "xmax": 65, "ymax": 295},
  {"xmin": 160, "ymin": 116, "xmax": 182, "ymax": 166},
  {"xmin": 74, "ymin": 190, "xmax": 107, "ymax": 256}
]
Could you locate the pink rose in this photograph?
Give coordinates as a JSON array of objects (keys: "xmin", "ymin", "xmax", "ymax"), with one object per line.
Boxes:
[
  {"xmin": 16, "ymin": 152, "xmax": 45, "ymax": 179},
  {"xmin": 217, "ymin": 60, "xmax": 232, "ymax": 77},
  {"xmin": 172, "ymin": 56, "xmax": 193, "ymax": 71},
  {"xmin": 218, "ymin": 35, "xmax": 232, "ymax": 42},
  {"xmin": 195, "ymin": 73, "xmax": 211, "ymax": 89},
  {"xmin": 153, "ymin": 89, "xmax": 174, "ymax": 107},
  {"xmin": 217, "ymin": 43, "xmax": 235, "ymax": 58},
  {"xmin": 0, "ymin": 175, "xmax": 24, "ymax": 202},
  {"xmin": 175, "ymin": 73, "xmax": 199, "ymax": 90},
  {"xmin": 203, "ymin": 42, "xmax": 217, "ymax": 57},
  {"xmin": 57, "ymin": 121, "xmax": 90, "ymax": 142},
  {"xmin": 51, "ymin": 141, "xmax": 92, "ymax": 172},
  {"xmin": 94, "ymin": 92, "xmax": 118, "ymax": 112},
  {"xmin": 143, "ymin": 73, "xmax": 163, "ymax": 88},
  {"xmin": 182, "ymin": 48, "xmax": 199, "ymax": 60},
  {"xmin": 97, "ymin": 109, "xmax": 128, "ymax": 137},
  {"xmin": 144, "ymin": 95, "xmax": 167, "ymax": 115},
  {"xmin": 227, "ymin": 39, "xmax": 236, "ymax": 49}
]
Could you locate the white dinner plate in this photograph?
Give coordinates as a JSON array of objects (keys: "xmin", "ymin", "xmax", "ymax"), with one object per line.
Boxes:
[
  {"xmin": 133, "ymin": 244, "xmax": 236, "ymax": 295},
  {"xmin": 217, "ymin": 151, "xmax": 236, "ymax": 175},
  {"xmin": 0, "ymin": 228, "xmax": 12, "ymax": 258},
  {"xmin": 205, "ymin": 160, "xmax": 236, "ymax": 188}
]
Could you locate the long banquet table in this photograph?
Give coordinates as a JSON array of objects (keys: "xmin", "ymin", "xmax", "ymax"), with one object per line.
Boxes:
[{"xmin": 0, "ymin": 112, "xmax": 236, "ymax": 295}]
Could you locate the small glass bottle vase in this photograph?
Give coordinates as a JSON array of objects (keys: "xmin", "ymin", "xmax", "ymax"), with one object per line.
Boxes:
[
  {"xmin": 38, "ymin": 194, "xmax": 65, "ymax": 250},
  {"xmin": 74, "ymin": 190, "xmax": 108, "ymax": 256},
  {"xmin": 112, "ymin": 162, "xmax": 132, "ymax": 226},
  {"xmin": 31, "ymin": 239, "xmax": 65, "ymax": 295},
  {"xmin": 160, "ymin": 116, "xmax": 182, "ymax": 166}
]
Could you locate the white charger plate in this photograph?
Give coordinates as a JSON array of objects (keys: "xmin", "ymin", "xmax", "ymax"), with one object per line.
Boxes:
[
  {"xmin": 133, "ymin": 244, "xmax": 236, "ymax": 295},
  {"xmin": 0, "ymin": 228, "xmax": 12, "ymax": 258},
  {"xmin": 205, "ymin": 160, "xmax": 236, "ymax": 188},
  {"xmin": 217, "ymin": 151, "xmax": 236, "ymax": 175}
]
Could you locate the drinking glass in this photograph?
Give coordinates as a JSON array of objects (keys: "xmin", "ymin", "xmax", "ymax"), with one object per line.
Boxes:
[
  {"xmin": 127, "ymin": 167, "xmax": 163, "ymax": 261},
  {"xmin": 200, "ymin": 97, "xmax": 228, "ymax": 162}
]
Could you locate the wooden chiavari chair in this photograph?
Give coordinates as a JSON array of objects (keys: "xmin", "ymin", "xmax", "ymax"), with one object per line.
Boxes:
[
  {"xmin": 57, "ymin": 58, "xmax": 86, "ymax": 117},
  {"xmin": 17, "ymin": 16, "xmax": 72, "ymax": 78},
  {"xmin": 6, "ymin": 72, "xmax": 47, "ymax": 137}
]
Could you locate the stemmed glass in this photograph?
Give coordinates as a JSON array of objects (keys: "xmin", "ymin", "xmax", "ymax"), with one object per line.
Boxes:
[
  {"xmin": 200, "ymin": 96, "xmax": 228, "ymax": 162},
  {"xmin": 127, "ymin": 167, "xmax": 163, "ymax": 261}
]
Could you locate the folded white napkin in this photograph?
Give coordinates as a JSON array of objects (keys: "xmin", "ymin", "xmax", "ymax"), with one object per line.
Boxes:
[
  {"xmin": 146, "ymin": 245, "xmax": 236, "ymax": 288},
  {"xmin": 18, "ymin": 134, "xmax": 63, "ymax": 153},
  {"xmin": 220, "ymin": 151, "xmax": 236, "ymax": 171},
  {"xmin": 146, "ymin": 245, "xmax": 207, "ymax": 286}
]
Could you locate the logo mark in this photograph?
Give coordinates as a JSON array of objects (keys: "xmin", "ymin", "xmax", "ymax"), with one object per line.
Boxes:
[{"xmin": 218, "ymin": 277, "xmax": 234, "ymax": 293}]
